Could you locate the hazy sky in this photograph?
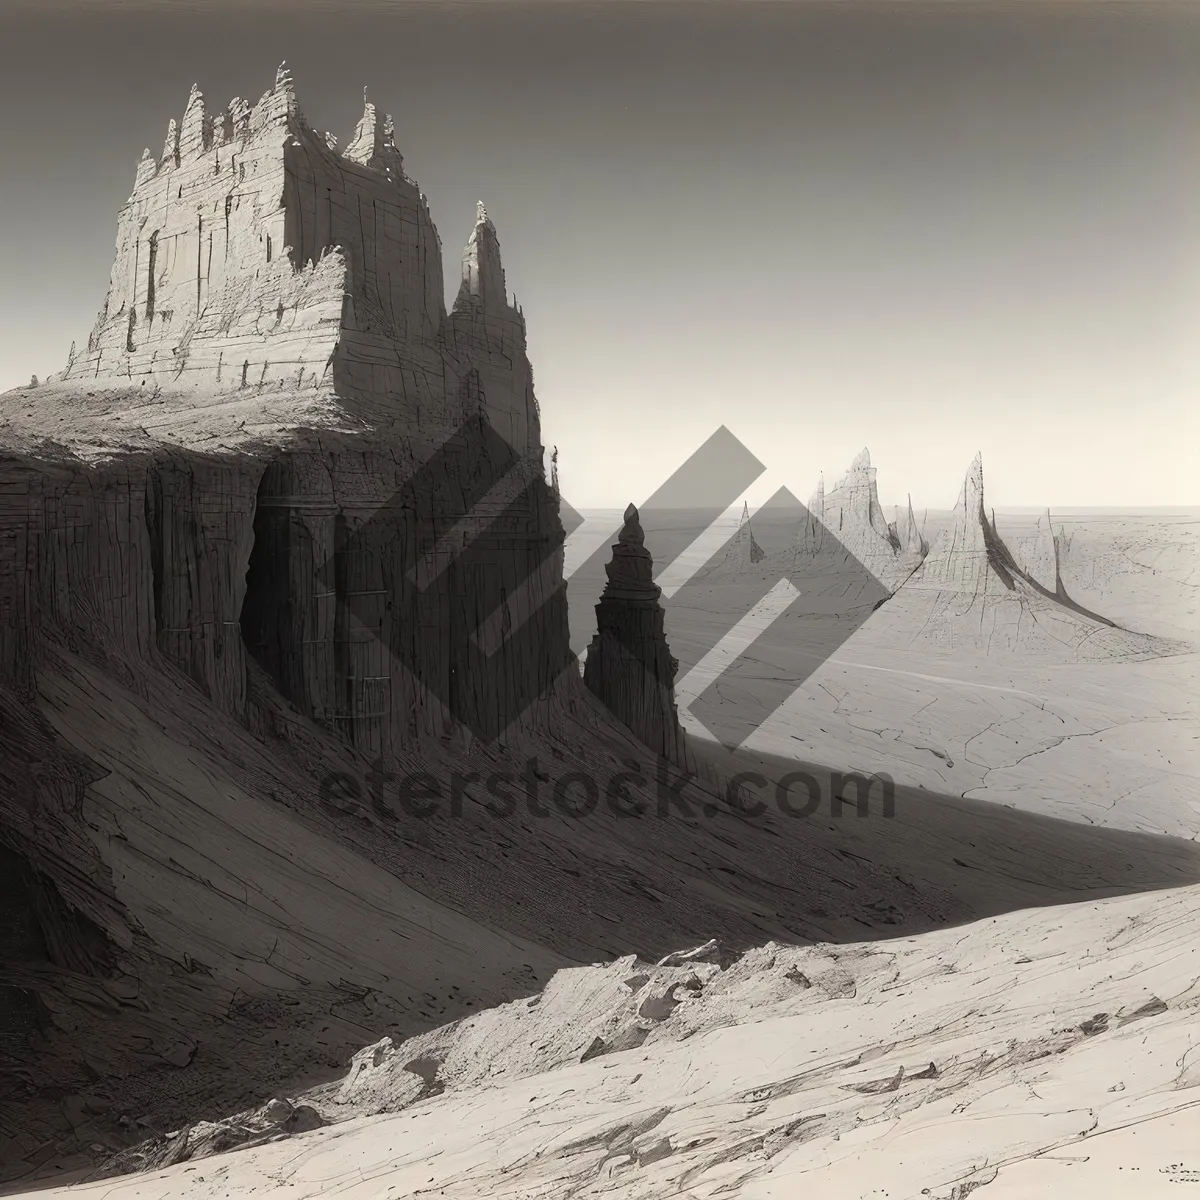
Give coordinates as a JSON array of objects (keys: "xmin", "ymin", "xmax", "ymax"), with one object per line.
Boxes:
[{"xmin": 1, "ymin": 0, "xmax": 1197, "ymax": 508}]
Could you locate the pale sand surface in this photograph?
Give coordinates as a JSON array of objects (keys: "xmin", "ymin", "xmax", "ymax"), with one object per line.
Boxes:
[{"xmin": 23, "ymin": 881, "xmax": 1199, "ymax": 1199}]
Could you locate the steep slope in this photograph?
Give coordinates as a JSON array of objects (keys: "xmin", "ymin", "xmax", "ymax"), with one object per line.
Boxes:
[{"xmin": 42, "ymin": 882, "xmax": 1200, "ymax": 1198}]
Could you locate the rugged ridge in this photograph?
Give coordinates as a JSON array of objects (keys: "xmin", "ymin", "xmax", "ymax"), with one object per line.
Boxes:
[
  {"xmin": 791, "ymin": 447, "xmax": 923, "ymax": 591},
  {"xmin": 0, "ymin": 69, "xmax": 575, "ymax": 1185},
  {"xmin": 896, "ymin": 453, "xmax": 1178, "ymax": 660}
]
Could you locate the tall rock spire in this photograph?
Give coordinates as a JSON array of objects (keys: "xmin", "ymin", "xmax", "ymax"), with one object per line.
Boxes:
[
  {"xmin": 899, "ymin": 492, "xmax": 928, "ymax": 558},
  {"xmin": 583, "ymin": 504, "xmax": 687, "ymax": 763},
  {"xmin": 456, "ymin": 201, "xmax": 508, "ymax": 312},
  {"xmin": 343, "ymin": 88, "xmax": 404, "ymax": 180},
  {"xmin": 178, "ymin": 83, "xmax": 213, "ymax": 158},
  {"xmin": 161, "ymin": 116, "xmax": 180, "ymax": 168}
]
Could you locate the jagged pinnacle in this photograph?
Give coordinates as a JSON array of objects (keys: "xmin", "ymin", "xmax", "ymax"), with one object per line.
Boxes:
[
  {"xmin": 343, "ymin": 92, "xmax": 402, "ymax": 176},
  {"xmin": 161, "ymin": 116, "xmax": 180, "ymax": 165},
  {"xmin": 619, "ymin": 503, "xmax": 645, "ymax": 545},
  {"xmin": 456, "ymin": 200, "xmax": 508, "ymax": 311},
  {"xmin": 276, "ymin": 61, "xmax": 292, "ymax": 89},
  {"xmin": 956, "ymin": 452, "xmax": 986, "ymax": 518}
]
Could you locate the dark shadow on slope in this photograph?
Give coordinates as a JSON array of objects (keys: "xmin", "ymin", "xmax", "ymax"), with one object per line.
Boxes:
[{"xmin": 679, "ymin": 735, "xmax": 1200, "ymax": 949}]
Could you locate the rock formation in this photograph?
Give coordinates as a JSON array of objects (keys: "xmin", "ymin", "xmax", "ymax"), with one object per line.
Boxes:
[
  {"xmin": 0, "ymin": 69, "xmax": 575, "ymax": 1184},
  {"xmin": 900, "ymin": 454, "xmax": 1176, "ymax": 660},
  {"xmin": 790, "ymin": 447, "xmax": 922, "ymax": 591},
  {"xmin": 583, "ymin": 504, "xmax": 687, "ymax": 763},
  {"xmin": 897, "ymin": 494, "xmax": 928, "ymax": 557},
  {"xmin": 719, "ymin": 501, "xmax": 765, "ymax": 571}
]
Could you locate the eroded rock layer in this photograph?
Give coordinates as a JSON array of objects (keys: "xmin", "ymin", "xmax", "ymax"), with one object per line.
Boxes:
[{"xmin": 0, "ymin": 68, "xmax": 570, "ymax": 1184}]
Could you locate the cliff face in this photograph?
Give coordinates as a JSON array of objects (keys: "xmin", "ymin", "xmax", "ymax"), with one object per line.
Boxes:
[
  {"xmin": 0, "ymin": 68, "xmax": 573, "ymax": 1183},
  {"xmin": 20, "ymin": 67, "xmax": 566, "ymax": 754}
]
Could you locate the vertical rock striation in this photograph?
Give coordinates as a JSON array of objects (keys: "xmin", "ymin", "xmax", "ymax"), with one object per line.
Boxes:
[
  {"xmin": 583, "ymin": 505, "xmax": 687, "ymax": 763},
  {"xmin": 18, "ymin": 68, "xmax": 570, "ymax": 755},
  {"xmin": 0, "ymin": 69, "xmax": 578, "ymax": 1179}
]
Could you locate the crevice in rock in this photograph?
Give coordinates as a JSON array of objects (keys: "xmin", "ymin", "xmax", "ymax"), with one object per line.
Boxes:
[
  {"xmin": 145, "ymin": 469, "xmax": 165, "ymax": 640},
  {"xmin": 240, "ymin": 463, "xmax": 297, "ymax": 705}
]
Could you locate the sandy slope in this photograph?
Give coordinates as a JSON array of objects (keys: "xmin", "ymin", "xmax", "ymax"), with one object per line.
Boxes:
[{"xmin": 26, "ymin": 881, "xmax": 1200, "ymax": 1199}]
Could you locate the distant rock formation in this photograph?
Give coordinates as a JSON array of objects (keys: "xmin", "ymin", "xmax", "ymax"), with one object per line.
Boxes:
[
  {"xmin": 792, "ymin": 448, "xmax": 923, "ymax": 590},
  {"xmin": 918, "ymin": 452, "xmax": 992, "ymax": 592},
  {"xmin": 720, "ymin": 501, "xmax": 766, "ymax": 571},
  {"xmin": 583, "ymin": 504, "xmax": 687, "ymax": 763},
  {"xmin": 899, "ymin": 454, "xmax": 1175, "ymax": 661},
  {"xmin": 897, "ymin": 495, "xmax": 928, "ymax": 558}
]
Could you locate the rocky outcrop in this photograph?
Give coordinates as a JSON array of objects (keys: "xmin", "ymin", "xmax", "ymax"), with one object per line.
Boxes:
[
  {"xmin": 790, "ymin": 448, "xmax": 921, "ymax": 592},
  {"xmin": 899, "ymin": 454, "xmax": 1178, "ymax": 660},
  {"xmin": 59, "ymin": 882, "xmax": 1200, "ymax": 1199},
  {"xmin": 0, "ymin": 68, "xmax": 574, "ymax": 1185},
  {"xmin": 583, "ymin": 505, "xmax": 687, "ymax": 763},
  {"xmin": 896, "ymin": 494, "xmax": 928, "ymax": 558}
]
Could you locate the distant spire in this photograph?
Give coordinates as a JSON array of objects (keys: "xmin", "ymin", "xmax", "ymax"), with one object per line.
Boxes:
[
  {"xmin": 958, "ymin": 452, "xmax": 985, "ymax": 517},
  {"xmin": 135, "ymin": 146, "xmax": 157, "ymax": 186},
  {"xmin": 729, "ymin": 500, "xmax": 765, "ymax": 568},
  {"xmin": 161, "ymin": 117, "xmax": 180, "ymax": 167},
  {"xmin": 343, "ymin": 89, "xmax": 403, "ymax": 178},
  {"xmin": 180, "ymin": 83, "xmax": 207, "ymax": 157}
]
